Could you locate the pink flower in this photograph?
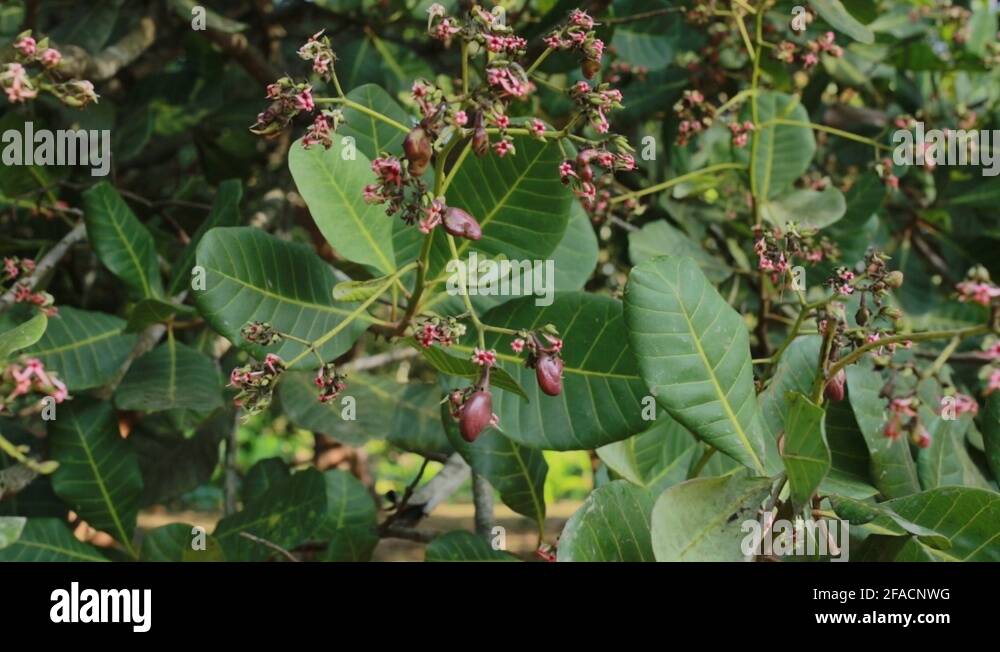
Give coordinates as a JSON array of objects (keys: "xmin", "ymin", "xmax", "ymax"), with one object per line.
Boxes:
[
  {"xmin": 890, "ymin": 397, "xmax": 918, "ymax": 417},
  {"xmin": 530, "ymin": 119, "xmax": 546, "ymax": 137},
  {"xmin": 371, "ymin": 156, "xmax": 403, "ymax": 187},
  {"xmin": 492, "ymin": 113, "xmax": 510, "ymax": 129},
  {"xmin": 294, "ymin": 87, "xmax": 315, "ymax": 112},
  {"xmin": 40, "ymin": 48, "xmax": 61, "ymax": 68},
  {"xmin": 569, "ymin": 9, "xmax": 595, "ymax": 29},
  {"xmin": 558, "ymin": 160, "xmax": 577, "ymax": 181},
  {"xmin": 511, "ymin": 338, "xmax": 525, "ymax": 353},
  {"xmin": 302, "ymin": 114, "xmax": 333, "ymax": 149},
  {"xmin": 953, "ymin": 393, "xmax": 979, "ymax": 417},
  {"xmin": 956, "ymin": 280, "xmax": 1000, "ymax": 306},
  {"xmin": 419, "ymin": 199, "xmax": 446, "ymax": 234},
  {"xmin": 472, "ymin": 348, "xmax": 497, "ymax": 367},
  {"xmin": 493, "ymin": 139, "xmax": 514, "ymax": 157},
  {"xmin": 14, "ymin": 36, "xmax": 36, "ymax": 57},
  {"xmin": 986, "ymin": 369, "xmax": 1000, "ymax": 396},
  {"xmin": 453, "ymin": 110, "xmax": 468, "ymax": 127}
]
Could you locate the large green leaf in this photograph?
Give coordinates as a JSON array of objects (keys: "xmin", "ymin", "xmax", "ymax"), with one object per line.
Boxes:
[
  {"xmin": 0, "ymin": 518, "xmax": 107, "ymax": 562},
  {"xmin": 760, "ymin": 187, "xmax": 846, "ymax": 230},
  {"xmin": 982, "ymin": 393, "xmax": 1000, "ymax": 483},
  {"xmin": 278, "ymin": 371, "xmax": 452, "ymax": 456},
  {"xmin": 758, "ymin": 335, "xmax": 821, "ymax": 469},
  {"xmin": 454, "ymin": 293, "xmax": 649, "ymax": 450},
  {"xmin": 628, "ymin": 220, "xmax": 731, "ymax": 284},
  {"xmin": 557, "ymin": 480, "xmax": 656, "ymax": 561},
  {"xmin": 48, "ymin": 401, "xmax": 142, "ymax": 557},
  {"xmin": 289, "ymin": 136, "xmax": 398, "ymax": 275},
  {"xmin": 214, "ymin": 464, "xmax": 327, "ymax": 561},
  {"xmin": 193, "ymin": 227, "xmax": 370, "ymax": 366},
  {"xmin": 24, "ymin": 306, "xmax": 138, "ymax": 391},
  {"xmin": 315, "ymin": 470, "xmax": 379, "ymax": 562},
  {"xmin": 0, "ymin": 515, "xmax": 25, "ymax": 549},
  {"xmin": 845, "ymin": 362, "xmax": 920, "ymax": 498},
  {"xmin": 168, "ymin": 179, "xmax": 243, "ymax": 296},
  {"xmin": 443, "ymin": 406, "xmax": 548, "ymax": 529},
  {"xmin": 781, "ymin": 392, "xmax": 830, "ymax": 507},
  {"xmin": 426, "ymin": 136, "xmax": 573, "ymax": 278},
  {"xmin": 83, "ymin": 181, "xmax": 163, "ymax": 299},
  {"xmin": 915, "ymin": 380, "xmax": 965, "ymax": 490},
  {"xmin": 115, "ymin": 335, "xmax": 223, "ymax": 412},
  {"xmin": 625, "ymin": 256, "xmax": 766, "ymax": 472},
  {"xmin": 881, "ymin": 487, "xmax": 1000, "ymax": 561},
  {"xmin": 597, "ymin": 414, "xmax": 699, "ymax": 494},
  {"xmin": 811, "ymin": 0, "xmax": 875, "ymax": 44},
  {"xmin": 0, "ymin": 311, "xmax": 46, "ymax": 363},
  {"xmin": 747, "ymin": 92, "xmax": 816, "ymax": 200},
  {"xmin": 338, "ymin": 84, "xmax": 412, "ymax": 160},
  {"xmin": 651, "ymin": 471, "xmax": 772, "ymax": 561},
  {"xmin": 424, "ymin": 530, "xmax": 519, "ymax": 561}
]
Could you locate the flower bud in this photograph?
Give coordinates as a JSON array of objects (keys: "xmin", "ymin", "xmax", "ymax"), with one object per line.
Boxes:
[
  {"xmin": 855, "ymin": 305, "xmax": 870, "ymax": 326},
  {"xmin": 824, "ymin": 369, "xmax": 846, "ymax": 402},
  {"xmin": 535, "ymin": 354, "xmax": 564, "ymax": 396},
  {"xmin": 472, "ymin": 112, "xmax": 489, "ymax": 157},
  {"xmin": 403, "ymin": 126, "xmax": 432, "ymax": 176},
  {"xmin": 443, "ymin": 207, "xmax": 482, "ymax": 240},
  {"xmin": 459, "ymin": 389, "xmax": 493, "ymax": 442},
  {"xmin": 884, "ymin": 270, "xmax": 904, "ymax": 289}
]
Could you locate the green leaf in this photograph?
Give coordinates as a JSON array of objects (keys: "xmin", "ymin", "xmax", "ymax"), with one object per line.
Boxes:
[
  {"xmin": 49, "ymin": 401, "xmax": 142, "ymax": 557},
  {"xmin": 628, "ymin": 220, "xmax": 731, "ymax": 284},
  {"xmin": 0, "ymin": 518, "xmax": 107, "ymax": 561},
  {"xmin": 760, "ymin": 187, "xmax": 847, "ymax": 230},
  {"xmin": 114, "ymin": 336, "xmax": 223, "ymax": 412},
  {"xmin": 140, "ymin": 523, "xmax": 225, "ymax": 561},
  {"xmin": 411, "ymin": 340, "xmax": 528, "ymax": 400},
  {"xmin": 915, "ymin": 395, "xmax": 964, "ymax": 490},
  {"xmin": 83, "ymin": 181, "xmax": 163, "ymax": 299},
  {"xmin": 597, "ymin": 414, "xmax": 700, "ymax": 494},
  {"xmin": 811, "ymin": 0, "xmax": 875, "ymax": 44},
  {"xmin": 0, "ymin": 311, "xmax": 46, "ymax": 363},
  {"xmin": 557, "ymin": 480, "xmax": 656, "ymax": 561},
  {"xmin": 981, "ymin": 393, "xmax": 1000, "ymax": 483},
  {"xmin": 124, "ymin": 298, "xmax": 195, "ymax": 333},
  {"xmin": 333, "ymin": 275, "xmax": 396, "ymax": 302},
  {"xmin": 651, "ymin": 471, "xmax": 772, "ymax": 561},
  {"xmin": 0, "ymin": 515, "xmax": 25, "ymax": 549},
  {"xmin": 458, "ymin": 293, "xmax": 650, "ymax": 450},
  {"xmin": 338, "ymin": 84, "xmax": 412, "ymax": 161},
  {"xmin": 168, "ymin": 179, "xmax": 243, "ymax": 296},
  {"xmin": 747, "ymin": 92, "xmax": 816, "ymax": 200},
  {"xmin": 881, "ymin": 487, "xmax": 1000, "ymax": 561},
  {"xmin": 625, "ymin": 256, "xmax": 767, "ymax": 472},
  {"xmin": 23, "ymin": 307, "xmax": 137, "ymax": 391},
  {"xmin": 845, "ymin": 361, "xmax": 920, "ymax": 498},
  {"xmin": 289, "ymin": 136, "xmax": 398, "ymax": 275},
  {"xmin": 443, "ymin": 406, "xmax": 548, "ymax": 529},
  {"xmin": 427, "ymin": 136, "xmax": 573, "ymax": 278},
  {"xmin": 781, "ymin": 392, "xmax": 830, "ymax": 507},
  {"xmin": 316, "ymin": 470, "xmax": 379, "ymax": 562},
  {"xmin": 758, "ymin": 335, "xmax": 821, "ymax": 467},
  {"xmin": 193, "ymin": 227, "xmax": 370, "ymax": 367},
  {"xmin": 278, "ymin": 371, "xmax": 452, "ymax": 455},
  {"xmin": 214, "ymin": 465, "xmax": 327, "ymax": 561},
  {"xmin": 424, "ymin": 531, "xmax": 519, "ymax": 561},
  {"xmin": 829, "ymin": 494, "xmax": 950, "ymax": 549}
]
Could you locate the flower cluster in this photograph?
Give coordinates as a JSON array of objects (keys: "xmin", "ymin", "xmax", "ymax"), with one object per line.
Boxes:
[
  {"xmin": 4, "ymin": 31, "xmax": 96, "ymax": 107},
  {"xmin": 883, "ymin": 396, "xmax": 931, "ymax": 448},
  {"xmin": 753, "ymin": 224, "xmax": 837, "ymax": 285},
  {"xmin": 414, "ymin": 316, "xmax": 466, "ymax": 348},
  {"xmin": 955, "ymin": 266, "xmax": 1000, "ymax": 308},
  {"xmin": 569, "ymin": 80, "xmax": 623, "ymax": 135},
  {"xmin": 1, "ymin": 357, "xmax": 69, "ymax": 413},
  {"xmin": 509, "ymin": 329, "xmax": 565, "ymax": 397},
  {"xmin": 363, "ymin": 154, "xmax": 429, "ymax": 224},
  {"xmin": 774, "ymin": 32, "xmax": 844, "ymax": 70},
  {"xmin": 829, "ymin": 249, "xmax": 903, "ymax": 325},
  {"xmin": 471, "ymin": 348, "xmax": 497, "ymax": 367},
  {"xmin": 297, "ymin": 30, "xmax": 336, "ymax": 79},
  {"xmin": 250, "ymin": 76, "xmax": 321, "ymax": 138},
  {"xmin": 3, "ymin": 256, "xmax": 56, "ymax": 316},
  {"xmin": 241, "ymin": 321, "xmax": 283, "ymax": 346},
  {"xmin": 544, "ymin": 9, "xmax": 605, "ymax": 79},
  {"xmin": 314, "ymin": 363, "xmax": 347, "ymax": 403},
  {"xmin": 559, "ymin": 146, "xmax": 636, "ymax": 217},
  {"xmin": 229, "ymin": 353, "xmax": 285, "ymax": 415},
  {"xmin": 728, "ymin": 120, "xmax": 755, "ymax": 148},
  {"xmin": 673, "ymin": 90, "xmax": 715, "ymax": 146}
]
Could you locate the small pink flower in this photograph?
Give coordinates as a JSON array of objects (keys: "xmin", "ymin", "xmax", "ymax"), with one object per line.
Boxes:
[
  {"xmin": 493, "ymin": 139, "xmax": 514, "ymax": 157},
  {"xmin": 953, "ymin": 393, "xmax": 979, "ymax": 417},
  {"xmin": 453, "ymin": 110, "xmax": 468, "ymax": 127},
  {"xmin": 14, "ymin": 36, "xmax": 36, "ymax": 57},
  {"xmin": 294, "ymin": 87, "xmax": 315, "ymax": 112},
  {"xmin": 986, "ymin": 369, "xmax": 1000, "ymax": 396},
  {"xmin": 558, "ymin": 160, "xmax": 577, "ymax": 181},
  {"xmin": 472, "ymin": 348, "xmax": 497, "ymax": 367},
  {"xmin": 40, "ymin": 48, "xmax": 61, "ymax": 68},
  {"xmin": 530, "ymin": 119, "xmax": 546, "ymax": 137},
  {"xmin": 890, "ymin": 397, "xmax": 918, "ymax": 417},
  {"xmin": 956, "ymin": 280, "xmax": 1000, "ymax": 306},
  {"xmin": 511, "ymin": 338, "xmax": 525, "ymax": 353}
]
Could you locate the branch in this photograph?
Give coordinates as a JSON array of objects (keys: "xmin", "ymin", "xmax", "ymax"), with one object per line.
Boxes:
[
  {"xmin": 238, "ymin": 531, "xmax": 301, "ymax": 562},
  {"xmin": 58, "ymin": 17, "xmax": 157, "ymax": 81}
]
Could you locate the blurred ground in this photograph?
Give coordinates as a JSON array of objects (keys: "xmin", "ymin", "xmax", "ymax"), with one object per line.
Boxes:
[{"xmin": 137, "ymin": 501, "xmax": 583, "ymax": 561}]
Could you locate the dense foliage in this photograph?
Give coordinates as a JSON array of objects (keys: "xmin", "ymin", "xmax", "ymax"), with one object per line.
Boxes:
[{"xmin": 1, "ymin": 0, "xmax": 999, "ymax": 562}]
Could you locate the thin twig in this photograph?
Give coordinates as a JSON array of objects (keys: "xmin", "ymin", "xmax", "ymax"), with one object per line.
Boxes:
[{"xmin": 239, "ymin": 532, "xmax": 301, "ymax": 562}]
